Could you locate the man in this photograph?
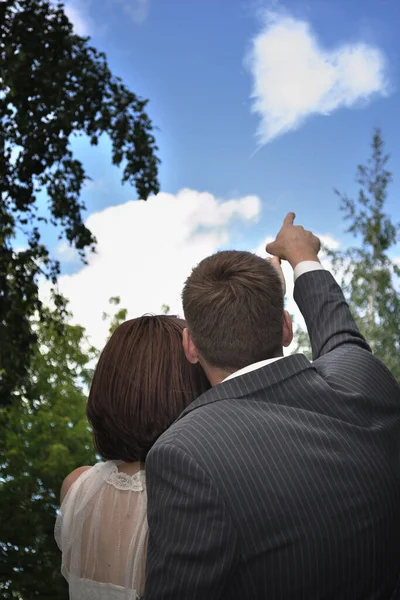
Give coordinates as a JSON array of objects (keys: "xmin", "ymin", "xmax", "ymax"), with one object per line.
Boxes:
[{"xmin": 144, "ymin": 213, "xmax": 400, "ymax": 599}]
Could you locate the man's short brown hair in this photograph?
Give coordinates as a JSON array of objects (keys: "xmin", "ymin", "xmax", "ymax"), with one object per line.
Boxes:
[
  {"xmin": 182, "ymin": 250, "xmax": 284, "ymax": 372},
  {"xmin": 86, "ymin": 316, "xmax": 210, "ymax": 462}
]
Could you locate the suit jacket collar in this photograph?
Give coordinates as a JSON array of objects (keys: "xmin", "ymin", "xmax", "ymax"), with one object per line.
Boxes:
[{"xmin": 177, "ymin": 353, "xmax": 314, "ymax": 422}]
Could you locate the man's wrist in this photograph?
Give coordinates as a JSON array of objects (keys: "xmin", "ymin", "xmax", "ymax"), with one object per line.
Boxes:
[
  {"xmin": 287, "ymin": 250, "xmax": 320, "ymax": 270},
  {"xmin": 293, "ymin": 260, "xmax": 324, "ymax": 282}
]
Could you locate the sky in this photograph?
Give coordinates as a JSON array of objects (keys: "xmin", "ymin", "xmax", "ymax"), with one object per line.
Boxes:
[{"xmin": 39, "ymin": 0, "xmax": 400, "ymax": 349}]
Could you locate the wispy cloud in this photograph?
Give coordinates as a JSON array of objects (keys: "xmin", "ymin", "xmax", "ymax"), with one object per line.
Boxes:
[
  {"xmin": 114, "ymin": 0, "xmax": 150, "ymax": 25},
  {"xmin": 64, "ymin": 1, "xmax": 93, "ymax": 36},
  {"xmin": 247, "ymin": 9, "xmax": 389, "ymax": 144}
]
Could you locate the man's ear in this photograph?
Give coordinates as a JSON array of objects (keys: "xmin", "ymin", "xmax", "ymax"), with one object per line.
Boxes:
[
  {"xmin": 182, "ymin": 328, "xmax": 200, "ymax": 364},
  {"xmin": 282, "ymin": 310, "xmax": 293, "ymax": 348}
]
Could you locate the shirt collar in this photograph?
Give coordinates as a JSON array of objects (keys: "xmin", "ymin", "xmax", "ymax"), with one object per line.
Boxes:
[{"xmin": 221, "ymin": 356, "xmax": 284, "ymax": 383}]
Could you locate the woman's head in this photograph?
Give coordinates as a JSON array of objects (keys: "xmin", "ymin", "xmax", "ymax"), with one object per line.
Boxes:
[{"xmin": 87, "ymin": 315, "xmax": 210, "ymax": 463}]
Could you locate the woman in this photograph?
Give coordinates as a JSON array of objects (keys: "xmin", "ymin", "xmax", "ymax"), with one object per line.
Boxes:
[{"xmin": 55, "ymin": 315, "xmax": 210, "ymax": 599}]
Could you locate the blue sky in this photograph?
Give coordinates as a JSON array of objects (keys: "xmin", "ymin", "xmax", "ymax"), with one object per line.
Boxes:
[{"xmin": 38, "ymin": 0, "xmax": 400, "ymax": 347}]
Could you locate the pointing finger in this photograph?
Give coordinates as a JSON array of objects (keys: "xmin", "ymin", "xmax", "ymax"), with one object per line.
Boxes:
[{"xmin": 283, "ymin": 212, "xmax": 296, "ymax": 226}]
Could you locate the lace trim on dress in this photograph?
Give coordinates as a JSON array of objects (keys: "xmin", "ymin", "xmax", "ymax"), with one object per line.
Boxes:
[{"xmin": 103, "ymin": 462, "xmax": 146, "ymax": 492}]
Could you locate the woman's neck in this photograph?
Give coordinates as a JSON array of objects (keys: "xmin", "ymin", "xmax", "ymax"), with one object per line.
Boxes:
[{"xmin": 116, "ymin": 461, "xmax": 144, "ymax": 474}]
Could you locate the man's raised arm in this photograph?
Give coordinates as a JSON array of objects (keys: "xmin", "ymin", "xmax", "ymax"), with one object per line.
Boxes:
[{"xmin": 267, "ymin": 213, "xmax": 370, "ymax": 360}]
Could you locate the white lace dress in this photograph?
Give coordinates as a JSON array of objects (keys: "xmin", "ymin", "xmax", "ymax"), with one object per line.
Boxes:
[{"xmin": 54, "ymin": 461, "xmax": 148, "ymax": 599}]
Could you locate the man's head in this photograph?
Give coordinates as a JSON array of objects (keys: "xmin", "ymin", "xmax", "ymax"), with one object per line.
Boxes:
[{"xmin": 182, "ymin": 250, "xmax": 293, "ymax": 384}]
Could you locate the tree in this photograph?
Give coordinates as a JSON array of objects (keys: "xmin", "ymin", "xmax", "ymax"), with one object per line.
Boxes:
[
  {"xmin": 0, "ymin": 302, "xmax": 97, "ymax": 598},
  {"xmin": 102, "ymin": 296, "xmax": 128, "ymax": 337},
  {"xmin": 293, "ymin": 130, "xmax": 399, "ymax": 378},
  {"xmin": 327, "ymin": 129, "xmax": 399, "ymax": 380},
  {"xmin": 0, "ymin": 0, "xmax": 160, "ymax": 406},
  {"xmin": 294, "ymin": 130, "xmax": 399, "ymax": 378},
  {"xmin": 293, "ymin": 325, "xmax": 312, "ymax": 361}
]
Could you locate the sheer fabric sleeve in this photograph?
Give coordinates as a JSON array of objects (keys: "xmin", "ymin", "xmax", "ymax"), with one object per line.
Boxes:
[{"xmin": 55, "ymin": 461, "xmax": 148, "ymax": 598}]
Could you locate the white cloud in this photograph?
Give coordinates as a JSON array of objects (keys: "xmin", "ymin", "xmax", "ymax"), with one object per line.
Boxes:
[
  {"xmin": 64, "ymin": 1, "xmax": 92, "ymax": 36},
  {"xmin": 247, "ymin": 10, "xmax": 388, "ymax": 144},
  {"xmin": 114, "ymin": 0, "xmax": 150, "ymax": 24},
  {"xmin": 54, "ymin": 241, "xmax": 80, "ymax": 264},
  {"xmin": 14, "ymin": 246, "xmax": 28, "ymax": 254},
  {"xmin": 253, "ymin": 235, "xmax": 275, "ymax": 258},
  {"xmin": 318, "ymin": 234, "xmax": 340, "ymax": 250},
  {"xmin": 41, "ymin": 189, "xmax": 261, "ymax": 350}
]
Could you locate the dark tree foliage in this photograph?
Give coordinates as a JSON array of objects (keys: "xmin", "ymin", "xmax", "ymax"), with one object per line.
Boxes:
[
  {"xmin": 0, "ymin": 303, "xmax": 97, "ymax": 599},
  {"xmin": 0, "ymin": 297, "xmax": 130, "ymax": 598},
  {"xmin": 0, "ymin": 0, "xmax": 160, "ymax": 405}
]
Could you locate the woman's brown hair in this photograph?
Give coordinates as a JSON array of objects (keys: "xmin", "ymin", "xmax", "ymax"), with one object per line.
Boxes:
[{"xmin": 86, "ymin": 315, "xmax": 210, "ymax": 462}]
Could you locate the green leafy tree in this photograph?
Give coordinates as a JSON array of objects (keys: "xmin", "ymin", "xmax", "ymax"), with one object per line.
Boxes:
[
  {"xmin": 0, "ymin": 293, "xmax": 131, "ymax": 597},
  {"xmin": 327, "ymin": 129, "xmax": 399, "ymax": 379},
  {"xmin": 0, "ymin": 301, "xmax": 97, "ymax": 598},
  {"xmin": 102, "ymin": 296, "xmax": 128, "ymax": 337},
  {"xmin": 0, "ymin": 0, "xmax": 160, "ymax": 406},
  {"xmin": 293, "ymin": 324, "xmax": 312, "ymax": 360},
  {"xmin": 294, "ymin": 130, "xmax": 399, "ymax": 378}
]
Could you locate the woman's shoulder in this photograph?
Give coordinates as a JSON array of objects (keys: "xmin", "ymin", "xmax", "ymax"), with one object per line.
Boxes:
[
  {"xmin": 59, "ymin": 461, "xmax": 146, "ymax": 504},
  {"xmin": 60, "ymin": 466, "xmax": 92, "ymax": 503}
]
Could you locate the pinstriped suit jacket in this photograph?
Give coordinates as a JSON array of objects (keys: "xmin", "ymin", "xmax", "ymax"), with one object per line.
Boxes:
[{"xmin": 144, "ymin": 270, "xmax": 400, "ymax": 600}]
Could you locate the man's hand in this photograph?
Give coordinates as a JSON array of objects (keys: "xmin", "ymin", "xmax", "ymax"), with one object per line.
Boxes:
[{"xmin": 266, "ymin": 212, "xmax": 321, "ymax": 269}]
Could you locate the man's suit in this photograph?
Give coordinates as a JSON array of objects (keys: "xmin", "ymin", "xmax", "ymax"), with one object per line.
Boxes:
[{"xmin": 144, "ymin": 270, "xmax": 400, "ymax": 599}]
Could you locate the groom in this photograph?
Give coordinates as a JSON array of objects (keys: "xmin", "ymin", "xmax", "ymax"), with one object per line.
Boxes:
[{"xmin": 144, "ymin": 214, "xmax": 400, "ymax": 599}]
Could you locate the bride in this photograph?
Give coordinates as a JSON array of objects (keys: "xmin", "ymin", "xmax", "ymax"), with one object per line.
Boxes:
[{"xmin": 55, "ymin": 315, "xmax": 210, "ymax": 599}]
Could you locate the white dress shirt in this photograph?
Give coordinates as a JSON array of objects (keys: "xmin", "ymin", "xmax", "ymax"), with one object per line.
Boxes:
[{"xmin": 222, "ymin": 260, "xmax": 324, "ymax": 383}]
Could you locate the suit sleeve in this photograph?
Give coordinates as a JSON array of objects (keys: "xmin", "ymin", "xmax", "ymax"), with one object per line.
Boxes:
[
  {"xmin": 144, "ymin": 442, "xmax": 238, "ymax": 600},
  {"xmin": 294, "ymin": 270, "xmax": 371, "ymax": 360}
]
